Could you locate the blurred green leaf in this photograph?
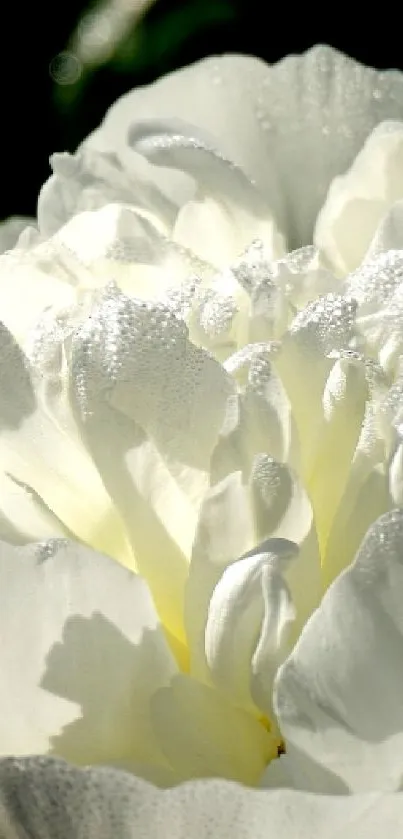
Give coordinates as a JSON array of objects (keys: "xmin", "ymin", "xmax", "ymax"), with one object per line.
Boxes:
[{"xmin": 112, "ymin": 0, "xmax": 236, "ymax": 72}]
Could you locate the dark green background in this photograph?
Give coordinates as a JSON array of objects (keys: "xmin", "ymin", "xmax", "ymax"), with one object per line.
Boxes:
[{"xmin": 1, "ymin": 1, "xmax": 401, "ymax": 219}]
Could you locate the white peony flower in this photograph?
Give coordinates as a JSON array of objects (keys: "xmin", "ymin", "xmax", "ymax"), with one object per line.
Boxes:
[{"xmin": 2, "ymin": 44, "xmax": 403, "ymax": 835}]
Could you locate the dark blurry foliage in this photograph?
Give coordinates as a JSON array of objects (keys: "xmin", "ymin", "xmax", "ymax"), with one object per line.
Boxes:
[{"xmin": 1, "ymin": 0, "xmax": 402, "ymax": 218}]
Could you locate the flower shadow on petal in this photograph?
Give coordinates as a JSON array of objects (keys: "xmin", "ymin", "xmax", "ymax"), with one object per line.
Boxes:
[{"xmin": 40, "ymin": 613, "xmax": 168, "ymax": 769}]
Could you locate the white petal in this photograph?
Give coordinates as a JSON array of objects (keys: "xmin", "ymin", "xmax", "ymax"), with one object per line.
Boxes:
[
  {"xmin": 248, "ymin": 454, "xmax": 315, "ymax": 546},
  {"xmin": 366, "ymin": 199, "xmax": 403, "ymax": 256},
  {"xmin": 204, "ymin": 539, "xmax": 297, "ymax": 715},
  {"xmin": 0, "ymin": 216, "xmax": 35, "ymax": 253},
  {"xmin": 275, "ymin": 509, "xmax": 403, "ymax": 793},
  {"xmin": 346, "ymin": 251, "xmax": 403, "ymax": 371},
  {"xmin": 322, "ymin": 374, "xmax": 392, "ymax": 584},
  {"xmin": 345, "ymin": 251, "xmax": 403, "ymax": 369},
  {"xmin": 2, "ymin": 758, "xmax": 403, "ymax": 839},
  {"xmin": 390, "ymin": 438, "xmax": 403, "ymax": 505},
  {"xmin": 0, "ymin": 251, "xmax": 75, "ymax": 343},
  {"xmin": 306, "ymin": 354, "xmax": 371, "ymax": 555},
  {"xmin": 345, "ymin": 249, "xmax": 403, "ymax": 314},
  {"xmin": 230, "ymin": 242, "xmax": 290, "ymax": 343},
  {"xmin": 185, "ymin": 472, "xmax": 255, "ymax": 681},
  {"xmin": 38, "ymin": 147, "xmax": 178, "ymax": 237},
  {"xmin": 222, "ymin": 343, "xmax": 294, "ymax": 467},
  {"xmin": 174, "ymin": 194, "xmax": 282, "ymax": 267},
  {"xmin": 0, "ymin": 471, "xmax": 68, "ymax": 543},
  {"xmin": 52, "ymin": 202, "xmax": 213, "ymax": 295},
  {"xmin": 274, "ymin": 246, "xmax": 339, "ymax": 310},
  {"xmin": 0, "ymin": 321, "xmax": 130, "ymax": 563},
  {"xmin": 185, "ymin": 464, "xmax": 321, "ymax": 698},
  {"xmin": 128, "ymin": 120, "xmax": 283, "ymax": 266},
  {"xmin": 0, "ymin": 540, "xmax": 177, "ymax": 769},
  {"xmin": 87, "ymin": 46, "xmax": 403, "ymax": 248},
  {"xmin": 128, "ymin": 120, "xmax": 270, "ymax": 220},
  {"xmin": 274, "ymin": 295, "xmax": 357, "ymax": 482},
  {"xmin": 315, "ymin": 122, "xmax": 403, "ymax": 274}
]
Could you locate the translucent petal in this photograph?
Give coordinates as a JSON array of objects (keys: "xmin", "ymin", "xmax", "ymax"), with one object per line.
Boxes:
[
  {"xmin": 70, "ymin": 285, "xmax": 235, "ymax": 642},
  {"xmin": 151, "ymin": 674, "xmax": 277, "ymax": 784},
  {"xmin": 0, "ymin": 321, "xmax": 130, "ymax": 563},
  {"xmin": 315, "ymin": 122, "xmax": 403, "ymax": 274}
]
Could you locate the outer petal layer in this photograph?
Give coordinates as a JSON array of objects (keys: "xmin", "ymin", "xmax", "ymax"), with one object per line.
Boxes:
[
  {"xmin": 86, "ymin": 46, "xmax": 403, "ymax": 248},
  {"xmin": 1, "ymin": 757, "xmax": 403, "ymax": 838}
]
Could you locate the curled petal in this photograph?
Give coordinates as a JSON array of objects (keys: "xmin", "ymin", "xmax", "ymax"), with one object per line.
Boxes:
[{"xmin": 204, "ymin": 539, "xmax": 297, "ymax": 714}]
